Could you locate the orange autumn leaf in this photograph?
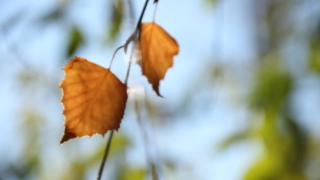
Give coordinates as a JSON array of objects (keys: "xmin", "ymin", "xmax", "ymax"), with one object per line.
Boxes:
[
  {"xmin": 139, "ymin": 22, "xmax": 179, "ymax": 97},
  {"xmin": 60, "ymin": 57, "xmax": 127, "ymax": 144}
]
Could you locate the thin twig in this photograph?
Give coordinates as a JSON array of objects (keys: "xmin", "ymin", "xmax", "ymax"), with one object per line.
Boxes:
[
  {"xmin": 0, "ymin": 28, "xmax": 28, "ymax": 69},
  {"xmin": 136, "ymin": 0, "xmax": 149, "ymax": 31},
  {"xmin": 96, "ymin": 0, "xmax": 150, "ymax": 179},
  {"xmin": 124, "ymin": 0, "xmax": 150, "ymax": 82},
  {"xmin": 97, "ymin": 130, "xmax": 114, "ymax": 180},
  {"xmin": 124, "ymin": 51, "xmax": 133, "ymax": 85},
  {"xmin": 134, "ymin": 99, "xmax": 159, "ymax": 180}
]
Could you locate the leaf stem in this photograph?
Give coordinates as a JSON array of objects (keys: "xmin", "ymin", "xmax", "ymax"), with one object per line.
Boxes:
[
  {"xmin": 109, "ymin": 0, "xmax": 149, "ymax": 69},
  {"xmin": 152, "ymin": 2, "xmax": 158, "ymax": 22},
  {"xmin": 109, "ymin": 45, "xmax": 124, "ymax": 69},
  {"xmin": 97, "ymin": 0, "xmax": 150, "ymax": 179}
]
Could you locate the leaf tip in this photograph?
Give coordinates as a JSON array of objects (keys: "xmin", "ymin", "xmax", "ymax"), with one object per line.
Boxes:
[
  {"xmin": 60, "ymin": 128, "xmax": 76, "ymax": 144},
  {"xmin": 152, "ymin": 85, "xmax": 164, "ymax": 98}
]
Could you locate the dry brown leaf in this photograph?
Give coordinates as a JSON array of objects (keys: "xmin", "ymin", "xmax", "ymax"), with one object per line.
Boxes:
[
  {"xmin": 139, "ymin": 22, "xmax": 179, "ymax": 97},
  {"xmin": 60, "ymin": 57, "xmax": 127, "ymax": 144}
]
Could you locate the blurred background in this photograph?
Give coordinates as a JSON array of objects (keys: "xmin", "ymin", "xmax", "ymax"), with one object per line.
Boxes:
[{"xmin": 1, "ymin": 0, "xmax": 320, "ymax": 179}]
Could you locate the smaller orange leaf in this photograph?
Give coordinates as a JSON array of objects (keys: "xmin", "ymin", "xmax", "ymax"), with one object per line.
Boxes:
[
  {"xmin": 60, "ymin": 57, "xmax": 127, "ymax": 144},
  {"xmin": 139, "ymin": 22, "xmax": 179, "ymax": 97}
]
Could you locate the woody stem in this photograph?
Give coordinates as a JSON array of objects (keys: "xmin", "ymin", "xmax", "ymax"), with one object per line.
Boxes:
[
  {"xmin": 96, "ymin": 0, "xmax": 150, "ymax": 179},
  {"xmin": 96, "ymin": 130, "xmax": 114, "ymax": 180}
]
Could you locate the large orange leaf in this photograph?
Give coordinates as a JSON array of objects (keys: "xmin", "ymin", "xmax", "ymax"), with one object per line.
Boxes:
[
  {"xmin": 139, "ymin": 22, "xmax": 179, "ymax": 97},
  {"xmin": 60, "ymin": 57, "xmax": 127, "ymax": 144}
]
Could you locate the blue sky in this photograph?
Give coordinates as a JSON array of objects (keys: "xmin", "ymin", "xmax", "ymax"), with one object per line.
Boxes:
[{"xmin": 0, "ymin": 0, "xmax": 278, "ymax": 179}]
